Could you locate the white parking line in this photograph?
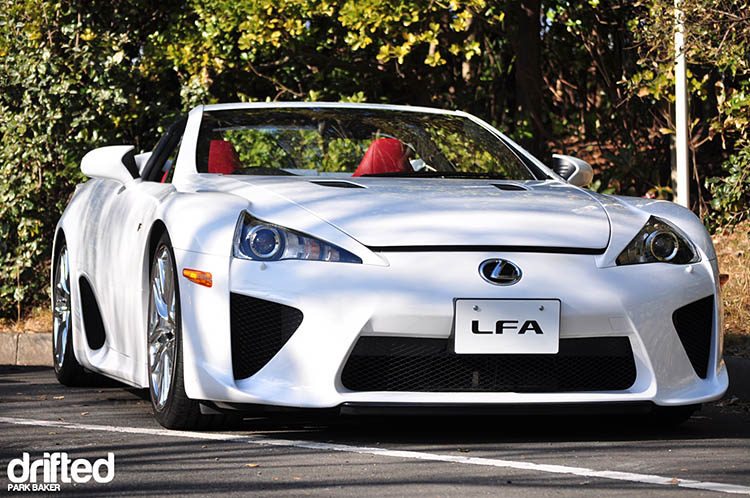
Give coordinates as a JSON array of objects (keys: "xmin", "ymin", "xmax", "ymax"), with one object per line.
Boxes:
[{"xmin": 2, "ymin": 416, "xmax": 749, "ymax": 495}]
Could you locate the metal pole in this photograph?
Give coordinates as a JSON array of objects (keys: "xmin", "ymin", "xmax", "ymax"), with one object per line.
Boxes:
[{"xmin": 674, "ymin": 0, "xmax": 690, "ymax": 208}]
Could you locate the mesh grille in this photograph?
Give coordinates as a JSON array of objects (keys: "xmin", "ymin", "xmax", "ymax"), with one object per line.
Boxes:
[
  {"xmin": 230, "ymin": 293, "xmax": 303, "ymax": 380},
  {"xmin": 672, "ymin": 295, "xmax": 714, "ymax": 379},
  {"xmin": 341, "ymin": 337, "xmax": 636, "ymax": 392}
]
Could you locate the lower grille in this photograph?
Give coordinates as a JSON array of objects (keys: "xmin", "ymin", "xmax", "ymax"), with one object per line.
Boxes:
[
  {"xmin": 341, "ymin": 337, "xmax": 636, "ymax": 392},
  {"xmin": 230, "ymin": 293, "xmax": 304, "ymax": 380},
  {"xmin": 672, "ymin": 295, "xmax": 714, "ymax": 379}
]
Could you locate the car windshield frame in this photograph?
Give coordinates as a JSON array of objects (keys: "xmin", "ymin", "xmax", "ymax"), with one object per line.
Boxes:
[{"xmin": 196, "ymin": 107, "xmax": 540, "ymax": 181}]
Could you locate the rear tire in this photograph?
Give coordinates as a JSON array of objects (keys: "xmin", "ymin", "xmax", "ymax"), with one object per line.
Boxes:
[
  {"xmin": 52, "ymin": 238, "xmax": 86, "ymax": 386},
  {"xmin": 147, "ymin": 232, "xmax": 235, "ymax": 429}
]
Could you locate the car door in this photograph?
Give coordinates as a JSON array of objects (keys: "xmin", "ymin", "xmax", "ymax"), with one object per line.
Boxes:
[{"xmin": 90, "ymin": 118, "xmax": 187, "ymax": 366}]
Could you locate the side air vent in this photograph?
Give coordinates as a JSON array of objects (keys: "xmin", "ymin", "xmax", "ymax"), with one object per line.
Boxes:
[
  {"xmin": 493, "ymin": 183, "xmax": 528, "ymax": 191},
  {"xmin": 310, "ymin": 180, "xmax": 365, "ymax": 189},
  {"xmin": 78, "ymin": 276, "xmax": 106, "ymax": 350},
  {"xmin": 672, "ymin": 295, "xmax": 714, "ymax": 379},
  {"xmin": 230, "ymin": 293, "xmax": 304, "ymax": 380}
]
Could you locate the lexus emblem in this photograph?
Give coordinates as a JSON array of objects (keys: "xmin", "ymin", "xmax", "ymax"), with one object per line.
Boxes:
[{"xmin": 479, "ymin": 259, "xmax": 522, "ymax": 286}]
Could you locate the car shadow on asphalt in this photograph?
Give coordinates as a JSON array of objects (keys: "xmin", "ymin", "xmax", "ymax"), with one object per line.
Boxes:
[
  {"xmin": 3, "ymin": 365, "xmax": 748, "ymax": 447},
  {"xmin": 225, "ymin": 404, "xmax": 750, "ymax": 446}
]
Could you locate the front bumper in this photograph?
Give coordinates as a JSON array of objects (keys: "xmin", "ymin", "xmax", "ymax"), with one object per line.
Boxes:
[{"xmin": 176, "ymin": 249, "xmax": 728, "ymax": 409}]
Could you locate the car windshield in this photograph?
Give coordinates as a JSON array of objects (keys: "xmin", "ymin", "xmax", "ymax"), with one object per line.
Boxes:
[{"xmin": 196, "ymin": 107, "xmax": 535, "ymax": 180}]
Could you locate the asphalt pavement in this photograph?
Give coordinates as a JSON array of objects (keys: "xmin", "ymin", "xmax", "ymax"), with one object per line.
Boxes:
[{"xmin": 1, "ymin": 365, "xmax": 749, "ymax": 497}]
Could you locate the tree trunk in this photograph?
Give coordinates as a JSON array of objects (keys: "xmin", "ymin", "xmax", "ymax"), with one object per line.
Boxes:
[{"xmin": 511, "ymin": 0, "xmax": 545, "ymax": 157}]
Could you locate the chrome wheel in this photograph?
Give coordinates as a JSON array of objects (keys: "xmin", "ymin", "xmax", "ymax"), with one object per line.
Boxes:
[
  {"xmin": 52, "ymin": 245, "xmax": 71, "ymax": 370},
  {"xmin": 148, "ymin": 244, "xmax": 177, "ymax": 411}
]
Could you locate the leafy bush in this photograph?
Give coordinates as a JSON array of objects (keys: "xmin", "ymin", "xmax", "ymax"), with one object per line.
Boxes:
[
  {"xmin": 0, "ymin": 1, "xmax": 176, "ymax": 319},
  {"xmin": 705, "ymin": 79, "xmax": 750, "ymax": 229},
  {"xmin": 706, "ymin": 143, "xmax": 750, "ymax": 228}
]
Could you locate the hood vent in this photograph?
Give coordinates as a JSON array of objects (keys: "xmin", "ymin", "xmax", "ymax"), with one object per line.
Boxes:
[
  {"xmin": 310, "ymin": 180, "xmax": 365, "ymax": 189},
  {"xmin": 493, "ymin": 183, "xmax": 528, "ymax": 191}
]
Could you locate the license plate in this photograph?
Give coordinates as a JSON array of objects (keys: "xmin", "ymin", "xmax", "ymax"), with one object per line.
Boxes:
[{"xmin": 454, "ymin": 299, "xmax": 560, "ymax": 354}]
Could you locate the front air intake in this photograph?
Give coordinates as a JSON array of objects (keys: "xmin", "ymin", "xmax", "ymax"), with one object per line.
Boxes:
[
  {"xmin": 672, "ymin": 295, "xmax": 714, "ymax": 379},
  {"xmin": 230, "ymin": 293, "xmax": 304, "ymax": 380},
  {"xmin": 341, "ymin": 337, "xmax": 636, "ymax": 392}
]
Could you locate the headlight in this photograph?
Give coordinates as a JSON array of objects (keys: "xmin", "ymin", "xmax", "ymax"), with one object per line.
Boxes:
[
  {"xmin": 616, "ymin": 216, "xmax": 699, "ymax": 265},
  {"xmin": 233, "ymin": 213, "xmax": 362, "ymax": 263}
]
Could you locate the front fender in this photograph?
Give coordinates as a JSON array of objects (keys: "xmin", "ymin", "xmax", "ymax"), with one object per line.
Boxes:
[{"xmin": 158, "ymin": 192, "xmax": 250, "ymax": 256}]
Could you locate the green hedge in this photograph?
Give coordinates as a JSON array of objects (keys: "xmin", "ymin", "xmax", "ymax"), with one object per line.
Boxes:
[{"xmin": 1, "ymin": 0, "xmax": 747, "ymax": 319}]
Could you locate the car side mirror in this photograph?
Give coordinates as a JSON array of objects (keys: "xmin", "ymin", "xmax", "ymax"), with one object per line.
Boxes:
[
  {"xmin": 81, "ymin": 145, "xmax": 140, "ymax": 184},
  {"xmin": 134, "ymin": 151, "xmax": 153, "ymax": 175},
  {"xmin": 552, "ymin": 154, "xmax": 593, "ymax": 187}
]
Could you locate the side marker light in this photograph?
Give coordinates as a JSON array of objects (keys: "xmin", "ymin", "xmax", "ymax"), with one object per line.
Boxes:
[{"xmin": 182, "ymin": 269, "xmax": 213, "ymax": 288}]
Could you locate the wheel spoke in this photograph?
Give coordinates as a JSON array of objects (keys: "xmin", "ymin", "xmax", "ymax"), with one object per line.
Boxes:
[
  {"xmin": 151, "ymin": 362, "xmax": 160, "ymax": 378},
  {"xmin": 152, "ymin": 278, "xmax": 169, "ymax": 320},
  {"xmin": 54, "ymin": 319, "xmax": 63, "ymax": 364},
  {"xmin": 157, "ymin": 253, "xmax": 168, "ymax": 296},
  {"xmin": 164, "ymin": 266, "xmax": 176, "ymax": 323},
  {"xmin": 150, "ymin": 339, "xmax": 166, "ymax": 369},
  {"xmin": 160, "ymin": 348, "xmax": 172, "ymax": 405},
  {"xmin": 56, "ymin": 318, "xmax": 67, "ymax": 354},
  {"xmin": 55, "ymin": 277, "xmax": 65, "ymax": 295},
  {"xmin": 148, "ymin": 321, "xmax": 169, "ymax": 344},
  {"xmin": 60, "ymin": 253, "xmax": 70, "ymax": 294},
  {"xmin": 54, "ymin": 297, "xmax": 69, "ymax": 315},
  {"xmin": 53, "ymin": 246, "xmax": 71, "ymax": 370},
  {"xmin": 147, "ymin": 243, "xmax": 178, "ymax": 411}
]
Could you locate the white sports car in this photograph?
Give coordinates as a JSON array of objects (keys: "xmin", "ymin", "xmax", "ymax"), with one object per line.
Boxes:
[{"xmin": 52, "ymin": 102, "xmax": 728, "ymax": 429}]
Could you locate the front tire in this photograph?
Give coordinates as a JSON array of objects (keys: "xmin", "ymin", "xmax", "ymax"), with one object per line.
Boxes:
[
  {"xmin": 147, "ymin": 232, "xmax": 228, "ymax": 429},
  {"xmin": 53, "ymin": 238, "xmax": 86, "ymax": 385}
]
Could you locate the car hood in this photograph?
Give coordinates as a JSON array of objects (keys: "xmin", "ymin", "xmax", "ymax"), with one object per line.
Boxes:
[{"xmin": 217, "ymin": 177, "xmax": 610, "ymax": 249}]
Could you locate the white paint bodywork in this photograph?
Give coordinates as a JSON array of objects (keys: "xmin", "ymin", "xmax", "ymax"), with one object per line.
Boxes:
[{"xmin": 54, "ymin": 102, "xmax": 727, "ymax": 410}]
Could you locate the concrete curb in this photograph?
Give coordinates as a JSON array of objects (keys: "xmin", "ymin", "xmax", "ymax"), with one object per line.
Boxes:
[
  {"xmin": 0, "ymin": 333, "xmax": 53, "ymax": 367},
  {"xmin": 0, "ymin": 333, "xmax": 18, "ymax": 364}
]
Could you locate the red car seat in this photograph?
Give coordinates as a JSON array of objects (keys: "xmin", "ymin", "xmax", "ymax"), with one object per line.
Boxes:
[
  {"xmin": 208, "ymin": 140, "xmax": 241, "ymax": 174},
  {"xmin": 352, "ymin": 138, "xmax": 413, "ymax": 177}
]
